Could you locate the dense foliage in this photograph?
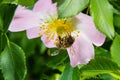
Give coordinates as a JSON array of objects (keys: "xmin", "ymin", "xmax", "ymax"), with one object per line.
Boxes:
[{"xmin": 0, "ymin": 0, "xmax": 120, "ymax": 80}]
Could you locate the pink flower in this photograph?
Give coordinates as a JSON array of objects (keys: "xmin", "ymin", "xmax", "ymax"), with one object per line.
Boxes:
[{"xmin": 9, "ymin": 0, "xmax": 105, "ymax": 67}]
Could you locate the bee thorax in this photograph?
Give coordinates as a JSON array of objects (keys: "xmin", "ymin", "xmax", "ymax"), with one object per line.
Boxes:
[{"xmin": 55, "ymin": 35, "xmax": 75, "ymax": 49}]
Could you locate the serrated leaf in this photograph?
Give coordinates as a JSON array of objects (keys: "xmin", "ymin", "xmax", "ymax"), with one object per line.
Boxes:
[
  {"xmin": 90, "ymin": 0, "xmax": 114, "ymax": 39},
  {"xmin": 57, "ymin": 0, "xmax": 89, "ymax": 18},
  {"xmin": 111, "ymin": 34, "xmax": 120, "ymax": 67},
  {"xmin": 80, "ymin": 57, "xmax": 120, "ymax": 79},
  {"xmin": 0, "ymin": 4, "xmax": 16, "ymax": 32},
  {"xmin": 0, "ymin": 42, "xmax": 26, "ymax": 80},
  {"xmin": 59, "ymin": 63, "xmax": 80, "ymax": 80}
]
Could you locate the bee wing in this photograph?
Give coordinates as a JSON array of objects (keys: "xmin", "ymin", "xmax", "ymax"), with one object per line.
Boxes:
[
  {"xmin": 51, "ymin": 49, "xmax": 60, "ymax": 56},
  {"xmin": 48, "ymin": 49, "xmax": 61, "ymax": 56}
]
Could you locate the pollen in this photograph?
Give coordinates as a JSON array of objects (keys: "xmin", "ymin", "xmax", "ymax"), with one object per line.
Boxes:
[
  {"xmin": 48, "ymin": 19, "xmax": 75, "ymax": 35},
  {"xmin": 39, "ymin": 19, "xmax": 75, "ymax": 41}
]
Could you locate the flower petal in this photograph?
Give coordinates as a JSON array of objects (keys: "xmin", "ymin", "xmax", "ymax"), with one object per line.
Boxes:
[
  {"xmin": 9, "ymin": 6, "xmax": 41, "ymax": 32},
  {"xmin": 33, "ymin": 0, "xmax": 57, "ymax": 16},
  {"xmin": 26, "ymin": 26, "xmax": 41, "ymax": 39},
  {"xmin": 67, "ymin": 32, "xmax": 94, "ymax": 67},
  {"xmin": 33, "ymin": 0, "xmax": 52, "ymax": 11},
  {"xmin": 41, "ymin": 34, "xmax": 57, "ymax": 48},
  {"xmin": 72, "ymin": 13, "xmax": 105, "ymax": 46}
]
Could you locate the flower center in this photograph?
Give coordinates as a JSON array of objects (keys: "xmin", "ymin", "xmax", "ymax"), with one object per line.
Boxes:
[
  {"xmin": 40, "ymin": 18, "xmax": 75, "ymax": 39},
  {"xmin": 40, "ymin": 18, "xmax": 76, "ymax": 48},
  {"xmin": 47, "ymin": 19, "xmax": 75, "ymax": 36}
]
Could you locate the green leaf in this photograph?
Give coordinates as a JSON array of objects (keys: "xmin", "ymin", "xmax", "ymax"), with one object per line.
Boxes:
[
  {"xmin": 108, "ymin": 0, "xmax": 120, "ymax": 11},
  {"xmin": 90, "ymin": 0, "xmax": 115, "ymax": 39},
  {"xmin": 57, "ymin": 0, "xmax": 89, "ymax": 18},
  {"xmin": 9, "ymin": 31, "xmax": 46, "ymax": 57},
  {"xmin": 114, "ymin": 13, "xmax": 120, "ymax": 28},
  {"xmin": 17, "ymin": 0, "xmax": 37, "ymax": 6},
  {"xmin": 101, "ymin": 74, "xmax": 116, "ymax": 80},
  {"xmin": 0, "ymin": 4, "xmax": 16, "ymax": 32},
  {"xmin": 0, "ymin": 42, "xmax": 27, "ymax": 80},
  {"xmin": 111, "ymin": 34, "xmax": 120, "ymax": 67},
  {"xmin": 0, "ymin": 31, "xmax": 2, "ymax": 52},
  {"xmin": 95, "ymin": 47, "xmax": 111, "ymax": 58},
  {"xmin": 80, "ymin": 56, "xmax": 120, "ymax": 79},
  {"xmin": 47, "ymin": 49, "xmax": 68, "ymax": 68},
  {"xmin": 0, "ymin": 16, "xmax": 3, "ymax": 31},
  {"xmin": 60, "ymin": 63, "xmax": 80, "ymax": 80},
  {"xmin": 0, "ymin": 0, "xmax": 17, "ymax": 4},
  {"xmin": 0, "ymin": 33, "xmax": 7, "ymax": 53},
  {"xmin": 0, "ymin": 0, "xmax": 36, "ymax": 6}
]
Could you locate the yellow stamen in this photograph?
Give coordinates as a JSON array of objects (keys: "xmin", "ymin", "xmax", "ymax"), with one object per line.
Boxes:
[{"xmin": 39, "ymin": 18, "xmax": 75, "ymax": 41}]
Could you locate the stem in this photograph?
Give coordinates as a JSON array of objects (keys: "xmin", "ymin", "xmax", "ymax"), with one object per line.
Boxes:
[
  {"xmin": 4, "ymin": 33, "xmax": 10, "ymax": 45},
  {"xmin": 86, "ymin": 2, "xmax": 90, "ymax": 15}
]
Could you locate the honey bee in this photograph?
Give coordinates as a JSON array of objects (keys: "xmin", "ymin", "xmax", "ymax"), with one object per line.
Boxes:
[
  {"xmin": 55, "ymin": 35, "xmax": 75, "ymax": 49},
  {"xmin": 50, "ymin": 34, "xmax": 75, "ymax": 56}
]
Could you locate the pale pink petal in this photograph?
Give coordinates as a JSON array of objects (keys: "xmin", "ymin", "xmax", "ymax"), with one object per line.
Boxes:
[
  {"xmin": 33, "ymin": 0, "xmax": 52, "ymax": 12},
  {"xmin": 9, "ymin": 6, "xmax": 41, "ymax": 32},
  {"xmin": 41, "ymin": 34, "xmax": 57, "ymax": 48},
  {"xmin": 26, "ymin": 27, "xmax": 40, "ymax": 39},
  {"xmin": 47, "ymin": 3, "xmax": 57, "ymax": 16},
  {"xmin": 67, "ymin": 32, "xmax": 94, "ymax": 67},
  {"xmin": 72, "ymin": 13, "xmax": 105, "ymax": 46},
  {"xmin": 33, "ymin": 0, "xmax": 57, "ymax": 16}
]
